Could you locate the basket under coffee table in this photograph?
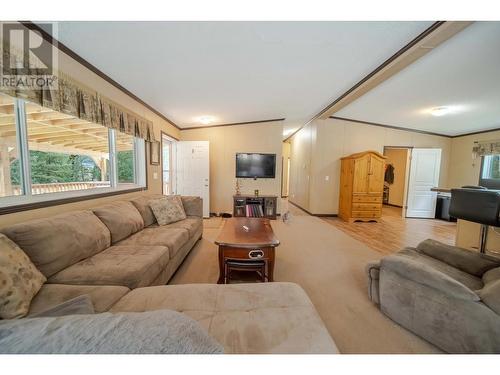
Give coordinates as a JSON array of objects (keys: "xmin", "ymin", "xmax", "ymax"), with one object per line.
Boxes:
[{"xmin": 215, "ymin": 217, "xmax": 280, "ymax": 284}]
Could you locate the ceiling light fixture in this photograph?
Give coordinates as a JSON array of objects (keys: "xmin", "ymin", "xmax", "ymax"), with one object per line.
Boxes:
[
  {"xmin": 430, "ymin": 106, "xmax": 452, "ymax": 117},
  {"xmin": 198, "ymin": 116, "xmax": 215, "ymax": 125}
]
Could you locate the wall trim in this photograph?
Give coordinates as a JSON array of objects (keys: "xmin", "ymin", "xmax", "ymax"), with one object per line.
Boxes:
[
  {"xmin": 160, "ymin": 131, "xmax": 180, "ymax": 142},
  {"xmin": 21, "ymin": 21, "xmax": 181, "ymax": 130},
  {"xmin": 330, "ymin": 116, "xmax": 500, "ymax": 140},
  {"xmin": 288, "ymin": 200, "xmax": 337, "ymax": 217},
  {"xmin": 329, "ymin": 116, "xmax": 453, "ymax": 138},
  {"xmin": 180, "ymin": 118, "xmax": 285, "ymax": 131},
  {"xmin": 383, "ymin": 203, "xmax": 404, "ymax": 208},
  {"xmin": 451, "ymin": 127, "xmax": 500, "ymax": 138}
]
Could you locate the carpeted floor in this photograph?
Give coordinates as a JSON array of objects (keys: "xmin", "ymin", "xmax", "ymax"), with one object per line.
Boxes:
[{"xmin": 169, "ymin": 210, "xmax": 441, "ymax": 354}]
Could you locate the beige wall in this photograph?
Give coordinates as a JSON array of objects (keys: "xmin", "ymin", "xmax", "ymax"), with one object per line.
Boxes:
[
  {"xmin": 384, "ymin": 148, "xmax": 410, "ymax": 207},
  {"xmin": 180, "ymin": 122, "xmax": 283, "ymax": 215},
  {"xmin": 281, "ymin": 142, "xmax": 291, "ymax": 197},
  {"xmin": 289, "ymin": 118, "xmax": 452, "ymax": 215},
  {"xmin": 0, "ymin": 31, "xmax": 180, "ymax": 229},
  {"xmin": 289, "ymin": 123, "xmax": 313, "ymax": 211},
  {"xmin": 448, "ymin": 129, "xmax": 500, "ymax": 188}
]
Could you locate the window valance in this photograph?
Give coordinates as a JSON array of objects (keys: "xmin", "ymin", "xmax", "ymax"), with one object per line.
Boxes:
[
  {"xmin": 472, "ymin": 140, "xmax": 500, "ymax": 158},
  {"xmin": 0, "ymin": 68, "xmax": 156, "ymax": 142}
]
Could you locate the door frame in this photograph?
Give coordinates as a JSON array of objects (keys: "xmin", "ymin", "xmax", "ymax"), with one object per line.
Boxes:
[
  {"xmin": 281, "ymin": 156, "xmax": 291, "ymax": 198},
  {"xmin": 404, "ymin": 147, "xmax": 442, "ymax": 219},
  {"xmin": 383, "ymin": 146, "xmax": 413, "ymax": 217},
  {"xmin": 175, "ymin": 140, "xmax": 210, "ymax": 218},
  {"xmin": 161, "ymin": 131, "xmax": 178, "ymax": 195}
]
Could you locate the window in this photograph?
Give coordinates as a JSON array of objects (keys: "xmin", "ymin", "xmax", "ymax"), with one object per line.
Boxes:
[
  {"xmin": 0, "ymin": 93, "xmax": 146, "ymax": 210},
  {"xmin": 0, "ymin": 93, "xmax": 22, "ymax": 198},
  {"xmin": 479, "ymin": 154, "xmax": 500, "ymax": 189},
  {"xmin": 116, "ymin": 132, "xmax": 135, "ymax": 185}
]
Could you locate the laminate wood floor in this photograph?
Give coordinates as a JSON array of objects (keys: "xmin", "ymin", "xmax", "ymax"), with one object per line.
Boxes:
[{"xmin": 321, "ymin": 205, "xmax": 456, "ymax": 255}]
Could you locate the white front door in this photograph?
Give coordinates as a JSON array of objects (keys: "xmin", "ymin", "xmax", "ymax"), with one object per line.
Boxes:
[
  {"xmin": 176, "ymin": 141, "xmax": 210, "ymax": 218},
  {"xmin": 406, "ymin": 148, "xmax": 441, "ymax": 218}
]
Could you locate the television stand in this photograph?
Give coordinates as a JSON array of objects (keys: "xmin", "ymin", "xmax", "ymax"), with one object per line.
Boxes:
[{"xmin": 233, "ymin": 195, "xmax": 277, "ymax": 220}]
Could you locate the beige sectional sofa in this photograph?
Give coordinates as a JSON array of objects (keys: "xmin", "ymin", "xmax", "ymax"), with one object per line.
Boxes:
[
  {"xmin": 1, "ymin": 194, "xmax": 338, "ymax": 354},
  {"xmin": 2, "ymin": 195, "xmax": 202, "ymax": 290}
]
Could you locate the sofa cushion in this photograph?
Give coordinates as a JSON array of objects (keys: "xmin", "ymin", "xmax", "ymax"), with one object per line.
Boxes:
[
  {"xmin": 1, "ymin": 210, "xmax": 110, "ymax": 277},
  {"xmin": 0, "ymin": 234, "xmax": 47, "ymax": 319},
  {"xmin": 181, "ymin": 196, "xmax": 203, "ymax": 217},
  {"xmin": 395, "ymin": 247, "xmax": 484, "ymax": 291},
  {"xmin": 29, "ymin": 284, "xmax": 130, "ymax": 315},
  {"xmin": 48, "ymin": 246, "xmax": 170, "ymax": 289},
  {"xmin": 92, "ymin": 201, "xmax": 144, "ymax": 244},
  {"xmin": 31, "ymin": 295, "xmax": 95, "ymax": 318},
  {"xmin": 110, "ymin": 282, "xmax": 339, "ymax": 354},
  {"xmin": 483, "ymin": 267, "xmax": 500, "ymax": 285},
  {"xmin": 480, "ymin": 279, "xmax": 500, "ymax": 315},
  {"xmin": 130, "ymin": 194, "xmax": 164, "ymax": 227},
  {"xmin": 156, "ymin": 217, "xmax": 202, "ymax": 237},
  {"xmin": 118, "ymin": 227, "xmax": 189, "ymax": 258},
  {"xmin": 416, "ymin": 239, "xmax": 500, "ymax": 277},
  {"xmin": 149, "ymin": 196, "xmax": 187, "ymax": 225}
]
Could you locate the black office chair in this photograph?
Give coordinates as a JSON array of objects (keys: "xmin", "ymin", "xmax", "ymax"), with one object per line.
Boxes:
[{"xmin": 449, "ymin": 187, "xmax": 500, "ymax": 253}]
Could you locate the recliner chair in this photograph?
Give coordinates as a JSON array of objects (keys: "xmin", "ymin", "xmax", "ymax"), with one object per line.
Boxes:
[{"xmin": 367, "ymin": 239, "xmax": 500, "ymax": 353}]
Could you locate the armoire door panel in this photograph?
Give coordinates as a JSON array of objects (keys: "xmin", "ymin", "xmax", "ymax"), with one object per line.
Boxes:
[
  {"xmin": 352, "ymin": 155, "xmax": 370, "ymax": 194},
  {"xmin": 368, "ymin": 155, "xmax": 385, "ymax": 194}
]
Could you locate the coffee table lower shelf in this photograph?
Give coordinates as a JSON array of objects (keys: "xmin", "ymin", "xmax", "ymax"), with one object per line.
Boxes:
[{"xmin": 217, "ymin": 245, "xmax": 275, "ymax": 284}]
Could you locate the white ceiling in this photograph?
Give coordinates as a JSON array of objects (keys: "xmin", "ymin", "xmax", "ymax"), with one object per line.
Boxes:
[
  {"xmin": 44, "ymin": 21, "xmax": 433, "ymax": 135},
  {"xmin": 335, "ymin": 21, "xmax": 500, "ymax": 137}
]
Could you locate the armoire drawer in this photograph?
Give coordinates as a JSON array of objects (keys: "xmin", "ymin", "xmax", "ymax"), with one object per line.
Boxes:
[
  {"xmin": 352, "ymin": 195, "xmax": 382, "ymax": 203},
  {"xmin": 351, "ymin": 210, "xmax": 381, "ymax": 218},
  {"xmin": 352, "ymin": 203, "xmax": 382, "ymax": 211}
]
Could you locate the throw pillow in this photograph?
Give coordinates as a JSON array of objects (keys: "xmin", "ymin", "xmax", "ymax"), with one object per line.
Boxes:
[
  {"xmin": 149, "ymin": 196, "xmax": 187, "ymax": 225},
  {"xmin": 30, "ymin": 295, "xmax": 95, "ymax": 318},
  {"xmin": 0, "ymin": 234, "xmax": 47, "ymax": 319}
]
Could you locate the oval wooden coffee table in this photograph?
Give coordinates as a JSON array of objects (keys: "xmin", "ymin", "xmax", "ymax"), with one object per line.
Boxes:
[{"xmin": 215, "ymin": 217, "xmax": 280, "ymax": 284}]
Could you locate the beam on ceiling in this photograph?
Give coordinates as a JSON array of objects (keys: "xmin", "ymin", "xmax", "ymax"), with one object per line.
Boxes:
[
  {"xmin": 284, "ymin": 21, "xmax": 473, "ymax": 142},
  {"xmin": 317, "ymin": 21, "xmax": 473, "ymax": 120}
]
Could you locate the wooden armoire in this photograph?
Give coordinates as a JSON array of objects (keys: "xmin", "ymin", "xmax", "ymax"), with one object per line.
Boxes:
[{"xmin": 339, "ymin": 151, "xmax": 387, "ymax": 223}]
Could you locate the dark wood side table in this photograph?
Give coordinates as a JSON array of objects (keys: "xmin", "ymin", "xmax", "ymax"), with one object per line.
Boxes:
[{"xmin": 215, "ymin": 217, "xmax": 280, "ymax": 284}]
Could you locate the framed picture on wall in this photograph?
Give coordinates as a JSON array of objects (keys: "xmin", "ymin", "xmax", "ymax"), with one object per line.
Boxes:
[{"xmin": 150, "ymin": 141, "xmax": 160, "ymax": 165}]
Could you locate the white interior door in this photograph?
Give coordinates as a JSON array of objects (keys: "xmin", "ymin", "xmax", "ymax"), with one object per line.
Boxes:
[
  {"xmin": 406, "ymin": 148, "xmax": 441, "ymax": 218},
  {"xmin": 176, "ymin": 141, "xmax": 210, "ymax": 218}
]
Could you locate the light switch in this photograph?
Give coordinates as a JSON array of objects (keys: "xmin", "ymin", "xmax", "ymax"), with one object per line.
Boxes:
[
  {"xmin": 153, "ymin": 172, "xmax": 158, "ymax": 179},
  {"xmin": 325, "ymin": 175, "xmax": 330, "ymax": 181}
]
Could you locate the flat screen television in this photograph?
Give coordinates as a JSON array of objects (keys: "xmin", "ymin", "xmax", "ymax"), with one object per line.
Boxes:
[{"xmin": 236, "ymin": 153, "xmax": 276, "ymax": 179}]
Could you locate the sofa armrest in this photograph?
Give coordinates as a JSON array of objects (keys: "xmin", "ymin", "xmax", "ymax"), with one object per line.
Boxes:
[
  {"xmin": 416, "ymin": 239, "xmax": 500, "ymax": 277},
  {"xmin": 381, "ymin": 255, "xmax": 481, "ymax": 301},
  {"xmin": 181, "ymin": 196, "xmax": 203, "ymax": 218}
]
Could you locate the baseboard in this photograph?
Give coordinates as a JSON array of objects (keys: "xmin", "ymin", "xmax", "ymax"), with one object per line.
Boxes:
[
  {"xmin": 288, "ymin": 201, "xmax": 338, "ymax": 217},
  {"xmin": 383, "ymin": 203, "xmax": 403, "ymax": 208}
]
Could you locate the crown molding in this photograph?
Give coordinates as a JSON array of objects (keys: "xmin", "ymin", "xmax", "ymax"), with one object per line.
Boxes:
[
  {"xmin": 20, "ymin": 21, "xmax": 181, "ymax": 130},
  {"xmin": 180, "ymin": 118, "xmax": 285, "ymax": 130}
]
